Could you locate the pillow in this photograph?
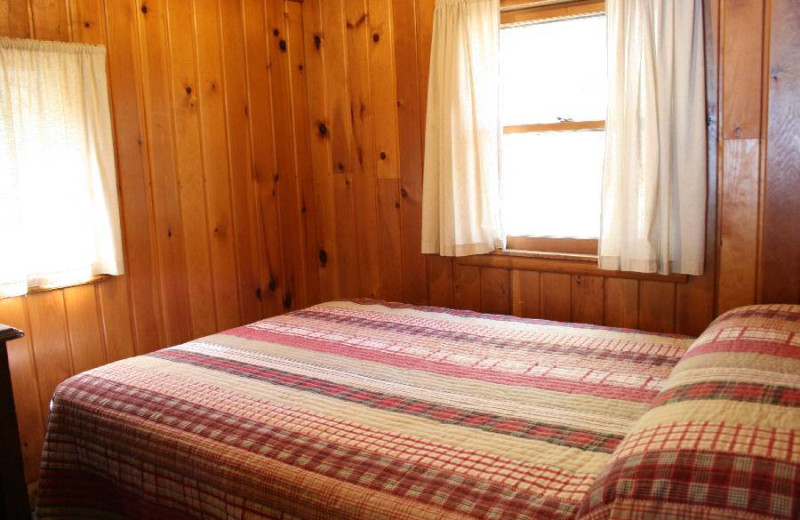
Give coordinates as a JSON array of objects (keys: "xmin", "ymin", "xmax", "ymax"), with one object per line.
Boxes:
[{"xmin": 577, "ymin": 304, "xmax": 800, "ymax": 519}]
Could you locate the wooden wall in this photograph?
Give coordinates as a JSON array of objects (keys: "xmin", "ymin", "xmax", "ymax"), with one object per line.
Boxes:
[
  {"xmin": 0, "ymin": 0, "xmax": 797, "ymax": 488},
  {"xmin": 0, "ymin": 0, "xmax": 317, "ymax": 483},
  {"xmin": 717, "ymin": 0, "xmax": 800, "ymax": 313}
]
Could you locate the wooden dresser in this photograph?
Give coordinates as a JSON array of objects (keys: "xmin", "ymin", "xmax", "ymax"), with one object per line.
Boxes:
[{"xmin": 0, "ymin": 325, "xmax": 31, "ymax": 519}]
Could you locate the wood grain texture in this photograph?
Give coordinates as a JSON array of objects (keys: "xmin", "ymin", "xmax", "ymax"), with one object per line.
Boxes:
[
  {"xmin": 541, "ymin": 273, "xmax": 572, "ymax": 322},
  {"xmin": 287, "ymin": 0, "xmax": 322, "ymax": 308},
  {"xmin": 718, "ymin": 139, "xmax": 761, "ymax": 313},
  {"xmin": 571, "ymin": 275, "xmax": 604, "ymax": 325},
  {"xmin": 639, "ymin": 281, "xmax": 676, "ymax": 334},
  {"xmin": 1, "ymin": 0, "xmax": 798, "ymax": 491},
  {"xmin": 427, "ymin": 256, "xmax": 453, "ymax": 308},
  {"xmin": 721, "ymin": 0, "xmax": 765, "ymax": 138},
  {"xmin": 242, "ymin": 0, "xmax": 285, "ymax": 317},
  {"xmin": 164, "ymin": 0, "xmax": 218, "ymax": 338},
  {"xmin": 394, "ymin": 0, "xmax": 428, "ymax": 305},
  {"xmin": 0, "ymin": 0, "xmax": 302, "ymax": 482},
  {"xmin": 605, "ymin": 278, "xmax": 639, "ymax": 329},
  {"xmin": 759, "ymin": 0, "xmax": 800, "ymax": 304},
  {"xmin": 302, "ymin": 0, "xmax": 342, "ymax": 302},
  {"xmin": 453, "ymin": 264, "xmax": 481, "ymax": 311},
  {"xmin": 480, "ymin": 267, "xmax": 511, "ymax": 315},
  {"xmin": 511, "ymin": 270, "xmax": 540, "ymax": 319}
]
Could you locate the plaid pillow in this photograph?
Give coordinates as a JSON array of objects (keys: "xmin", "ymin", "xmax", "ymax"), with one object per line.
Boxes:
[{"xmin": 577, "ymin": 304, "xmax": 800, "ymax": 520}]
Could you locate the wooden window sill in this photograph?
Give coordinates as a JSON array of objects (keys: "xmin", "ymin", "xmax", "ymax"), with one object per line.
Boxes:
[
  {"xmin": 0, "ymin": 274, "xmax": 114, "ymax": 300},
  {"xmin": 456, "ymin": 249, "xmax": 690, "ymax": 284}
]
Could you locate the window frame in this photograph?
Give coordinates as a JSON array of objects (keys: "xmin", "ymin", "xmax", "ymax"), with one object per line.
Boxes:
[{"xmin": 499, "ymin": 0, "xmax": 606, "ymax": 256}]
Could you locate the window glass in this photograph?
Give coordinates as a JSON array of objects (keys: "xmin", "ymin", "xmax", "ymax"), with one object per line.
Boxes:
[
  {"xmin": 502, "ymin": 131, "xmax": 604, "ymax": 238},
  {"xmin": 500, "ymin": 14, "xmax": 607, "ymax": 241},
  {"xmin": 500, "ymin": 15, "xmax": 607, "ymax": 126}
]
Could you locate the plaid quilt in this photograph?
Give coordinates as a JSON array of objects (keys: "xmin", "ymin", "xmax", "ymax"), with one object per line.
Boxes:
[
  {"xmin": 37, "ymin": 300, "xmax": 692, "ymax": 520},
  {"xmin": 578, "ymin": 304, "xmax": 800, "ymax": 520}
]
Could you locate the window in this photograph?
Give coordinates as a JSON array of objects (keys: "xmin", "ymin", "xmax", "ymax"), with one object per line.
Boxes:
[
  {"xmin": 499, "ymin": 1, "xmax": 607, "ymax": 254},
  {"xmin": 0, "ymin": 39, "xmax": 124, "ymax": 298}
]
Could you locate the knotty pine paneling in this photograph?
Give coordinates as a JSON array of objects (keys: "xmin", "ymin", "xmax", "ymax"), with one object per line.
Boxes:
[
  {"xmin": 0, "ymin": 0, "xmax": 320, "ymax": 484},
  {"xmin": 1, "ymin": 0, "xmax": 798, "ymax": 491},
  {"xmin": 760, "ymin": 0, "xmax": 800, "ymax": 303}
]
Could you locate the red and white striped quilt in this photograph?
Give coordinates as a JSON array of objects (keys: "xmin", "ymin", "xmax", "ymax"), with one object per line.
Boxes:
[{"xmin": 37, "ymin": 300, "xmax": 693, "ymax": 519}]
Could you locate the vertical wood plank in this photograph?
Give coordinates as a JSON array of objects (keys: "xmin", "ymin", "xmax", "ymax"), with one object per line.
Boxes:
[
  {"xmin": 0, "ymin": 0, "xmax": 32, "ymax": 38},
  {"xmin": 302, "ymin": 0, "xmax": 341, "ymax": 302},
  {"xmin": 69, "ymin": 0, "xmax": 104, "ymax": 43},
  {"xmin": 605, "ymin": 278, "xmax": 639, "ymax": 329},
  {"xmin": 511, "ymin": 270, "xmax": 540, "ymax": 319},
  {"xmin": 63, "ymin": 285, "xmax": 106, "ymax": 374},
  {"xmin": 368, "ymin": 0, "xmax": 400, "ymax": 180},
  {"xmin": 393, "ymin": 0, "xmax": 428, "ymax": 305},
  {"xmin": 571, "ymin": 275, "xmax": 604, "ymax": 325},
  {"xmin": 760, "ymin": 0, "xmax": 800, "ymax": 304},
  {"xmin": 164, "ymin": 0, "xmax": 217, "ymax": 337},
  {"xmin": 639, "ymin": 281, "xmax": 676, "ymax": 333},
  {"xmin": 0, "ymin": 297, "xmax": 45, "ymax": 482},
  {"xmin": 26, "ymin": 291, "xmax": 73, "ymax": 420},
  {"xmin": 30, "ymin": 0, "xmax": 70, "ymax": 40},
  {"xmin": 242, "ymin": 0, "xmax": 284, "ymax": 316},
  {"xmin": 718, "ymin": 139, "xmax": 761, "ymax": 313},
  {"xmin": 344, "ymin": 0, "xmax": 381, "ymax": 299},
  {"xmin": 105, "ymin": 0, "xmax": 165, "ymax": 354},
  {"xmin": 320, "ymin": 0, "xmax": 354, "ymax": 174},
  {"xmin": 96, "ymin": 278, "xmax": 135, "ymax": 362},
  {"xmin": 286, "ymin": 1, "xmax": 322, "ymax": 307},
  {"xmin": 427, "ymin": 256, "xmax": 453, "ymax": 308},
  {"xmin": 453, "ymin": 263, "xmax": 481, "ymax": 311},
  {"xmin": 416, "ymin": 0, "xmax": 434, "ymax": 121},
  {"xmin": 319, "ymin": 1, "xmax": 360, "ymax": 297},
  {"xmin": 219, "ymin": 0, "xmax": 271, "ymax": 322},
  {"xmin": 332, "ymin": 174, "xmax": 361, "ymax": 298},
  {"xmin": 265, "ymin": 0, "xmax": 309, "ymax": 310},
  {"xmin": 136, "ymin": 0, "xmax": 194, "ymax": 345},
  {"xmin": 541, "ymin": 273, "xmax": 571, "ymax": 322},
  {"xmin": 377, "ymin": 179, "xmax": 404, "ymax": 302},
  {"xmin": 480, "ymin": 267, "xmax": 511, "ymax": 315},
  {"xmin": 193, "ymin": 0, "xmax": 242, "ymax": 329},
  {"xmin": 721, "ymin": 0, "xmax": 765, "ymax": 138}
]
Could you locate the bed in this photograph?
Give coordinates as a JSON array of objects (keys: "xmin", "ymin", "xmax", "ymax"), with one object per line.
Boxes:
[{"xmin": 36, "ymin": 300, "xmax": 800, "ymax": 519}]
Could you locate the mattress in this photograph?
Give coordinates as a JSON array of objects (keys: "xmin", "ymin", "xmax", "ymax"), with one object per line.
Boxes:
[{"xmin": 37, "ymin": 300, "xmax": 693, "ymax": 519}]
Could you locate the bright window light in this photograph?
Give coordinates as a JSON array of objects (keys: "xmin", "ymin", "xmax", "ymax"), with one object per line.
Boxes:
[{"xmin": 500, "ymin": 15, "xmax": 607, "ymax": 239}]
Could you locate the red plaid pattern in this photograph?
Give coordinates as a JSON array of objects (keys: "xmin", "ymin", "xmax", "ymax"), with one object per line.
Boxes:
[
  {"xmin": 152, "ymin": 349, "xmax": 623, "ymax": 453},
  {"xmin": 653, "ymin": 381, "xmax": 800, "ymax": 408},
  {"xmin": 578, "ymin": 304, "xmax": 800, "ymax": 519},
  {"xmin": 583, "ymin": 450, "xmax": 800, "ymax": 519},
  {"xmin": 36, "ymin": 299, "xmax": 695, "ymax": 519}
]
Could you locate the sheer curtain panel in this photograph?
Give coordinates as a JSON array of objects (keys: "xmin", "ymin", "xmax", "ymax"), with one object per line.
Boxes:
[
  {"xmin": 0, "ymin": 38, "xmax": 124, "ymax": 298},
  {"xmin": 599, "ymin": 0, "xmax": 707, "ymax": 275},
  {"xmin": 421, "ymin": 0, "xmax": 502, "ymax": 257}
]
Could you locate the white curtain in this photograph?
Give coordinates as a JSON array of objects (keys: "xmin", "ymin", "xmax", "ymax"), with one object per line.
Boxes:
[
  {"xmin": 599, "ymin": 0, "xmax": 707, "ymax": 275},
  {"xmin": 421, "ymin": 0, "xmax": 502, "ymax": 257},
  {"xmin": 0, "ymin": 38, "xmax": 124, "ymax": 298}
]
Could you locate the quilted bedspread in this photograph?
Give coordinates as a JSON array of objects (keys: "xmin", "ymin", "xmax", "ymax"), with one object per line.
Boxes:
[
  {"xmin": 37, "ymin": 300, "xmax": 693, "ymax": 520},
  {"xmin": 578, "ymin": 304, "xmax": 800, "ymax": 519}
]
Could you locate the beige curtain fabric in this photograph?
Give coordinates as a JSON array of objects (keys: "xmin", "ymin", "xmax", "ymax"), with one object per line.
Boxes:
[
  {"xmin": 599, "ymin": 0, "xmax": 707, "ymax": 275},
  {"xmin": 421, "ymin": 0, "xmax": 502, "ymax": 257},
  {"xmin": 0, "ymin": 38, "xmax": 124, "ymax": 298}
]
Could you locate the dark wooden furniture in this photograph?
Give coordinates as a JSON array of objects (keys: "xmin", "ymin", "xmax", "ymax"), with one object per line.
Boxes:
[{"xmin": 1, "ymin": 325, "xmax": 31, "ymax": 519}]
